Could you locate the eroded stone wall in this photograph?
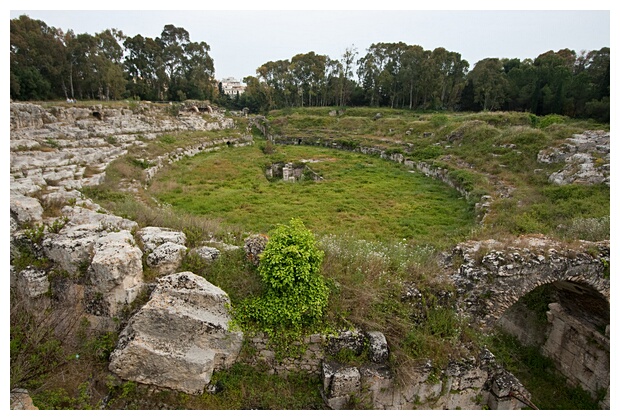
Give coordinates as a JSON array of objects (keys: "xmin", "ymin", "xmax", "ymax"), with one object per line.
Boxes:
[{"xmin": 543, "ymin": 302, "xmax": 610, "ymax": 408}]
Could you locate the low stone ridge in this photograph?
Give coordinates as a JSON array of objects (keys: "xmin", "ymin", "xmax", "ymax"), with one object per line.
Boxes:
[
  {"xmin": 109, "ymin": 272, "xmax": 243, "ymax": 395},
  {"xmin": 320, "ymin": 346, "xmax": 531, "ymax": 410}
]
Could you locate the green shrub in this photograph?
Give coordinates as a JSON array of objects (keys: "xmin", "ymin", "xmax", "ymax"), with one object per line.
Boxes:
[
  {"xmin": 234, "ymin": 219, "xmax": 330, "ymax": 346},
  {"xmin": 24, "ymin": 223, "xmax": 46, "ymax": 245}
]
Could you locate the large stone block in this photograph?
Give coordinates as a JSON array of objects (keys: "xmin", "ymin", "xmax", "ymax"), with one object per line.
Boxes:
[
  {"xmin": 10, "ymin": 192, "xmax": 43, "ymax": 225},
  {"xmin": 109, "ymin": 272, "xmax": 242, "ymax": 394},
  {"xmin": 137, "ymin": 226, "xmax": 187, "ymax": 253},
  {"xmin": 321, "ymin": 361, "xmax": 361, "ymax": 409},
  {"xmin": 17, "ymin": 268, "xmax": 49, "ymax": 298},
  {"xmin": 42, "ymin": 225, "xmax": 101, "ymax": 274},
  {"xmin": 88, "ymin": 230, "xmax": 144, "ymax": 316},
  {"xmin": 366, "ymin": 331, "xmax": 389, "ymax": 363}
]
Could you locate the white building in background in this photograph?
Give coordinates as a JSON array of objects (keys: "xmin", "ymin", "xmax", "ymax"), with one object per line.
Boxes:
[{"xmin": 220, "ymin": 77, "xmax": 246, "ymax": 96}]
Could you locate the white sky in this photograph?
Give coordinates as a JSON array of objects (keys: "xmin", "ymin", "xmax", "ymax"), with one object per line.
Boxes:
[{"xmin": 7, "ymin": 2, "xmax": 613, "ymax": 82}]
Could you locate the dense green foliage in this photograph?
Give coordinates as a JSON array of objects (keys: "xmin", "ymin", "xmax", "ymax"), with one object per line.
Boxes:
[
  {"xmin": 11, "ymin": 15, "xmax": 609, "ymax": 122},
  {"xmin": 233, "ymin": 219, "xmax": 330, "ymax": 346},
  {"xmin": 10, "ymin": 15, "xmax": 216, "ymax": 102}
]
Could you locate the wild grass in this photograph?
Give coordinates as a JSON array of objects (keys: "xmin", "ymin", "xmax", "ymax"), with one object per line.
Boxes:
[
  {"xmin": 318, "ymin": 233, "xmax": 473, "ymax": 372},
  {"xmin": 149, "ymin": 144, "xmax": 476, "ymax": 246}
]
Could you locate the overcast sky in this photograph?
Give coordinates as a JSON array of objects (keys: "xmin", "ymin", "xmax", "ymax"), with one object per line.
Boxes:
[{"xmin": 8, "ymin": 2, "xmax": 613, "ymax": 82}]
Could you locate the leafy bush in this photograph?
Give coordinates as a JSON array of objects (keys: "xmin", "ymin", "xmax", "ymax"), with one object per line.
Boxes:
[{"xmin": 234, "ymin": 219, "xmax": 330, "ymax": 342}]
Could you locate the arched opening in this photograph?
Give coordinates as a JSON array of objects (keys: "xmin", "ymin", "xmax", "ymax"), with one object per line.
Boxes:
[{"xmin": 495, "ymin": 281, "xmax": 609, "ymax": 408}]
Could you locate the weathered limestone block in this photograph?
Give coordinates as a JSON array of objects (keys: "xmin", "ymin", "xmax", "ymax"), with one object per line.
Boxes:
[
  {"xmin": 190, "ymin": 246, "xmax": 221, "ymax": 263},
  {"xmin": 17, "ymin": 268, "xmax": 49, "ymax": 298},
  {"xmin": 10, "ymin": 103, "xmax": 57, "ymax": 130},
  {"xmin": 366, "ymin": 331, "xmax": 389, "ymax": 363},
  {"xmin": 359, "ymin": 365, "xmax": 394, "ymax": 409},
  {"xmin": 87, "ymin": 230, "xmax": 144, "ymax": 316},
  {"xmin": 62, "ymin": 204, "xmax": 138, "ymax": 232},
  {"xmin": 487, "ymin": 370, "xmax": 531, "ymax": 410},
  {"xmin": 244, "ymin": 234, "xmax": 268, "ymax": 266},
  {"xmin": 146, "ymin": 242, "xmax": 187, "ymax": 275},
  {"xmin": 321, "ymin": 361, "xmax": 361, "ymax": 409},
  {"xmin": 137, "ymin": 226, "xmax": 187, "ymax": 253},
  {"xmin": 42, "ymin": 225, "xmax": 100, "ymax": 274},
  {"xmin": 10, "ymin": 192, "xmax": 43, "ymax": 225},
  {"xmin": 10, "ymin": 176, "xmax": 42, "ymax": 195},
  {"xmin": 326, "ymin": 329, "xmax": 366, "ymax": 356},
  {"xmin": 444, "ymin": 359, "xmax": 487, "ymax": 391},
  {"xmin": 543, "ymin": 302, "xmax": 609, "ymax": 404},
  {"xmin": 109, "ymin": 272, "xmax": 243, "ymax": 395}
]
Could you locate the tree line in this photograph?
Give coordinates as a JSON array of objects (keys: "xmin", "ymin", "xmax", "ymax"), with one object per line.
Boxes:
[
  {"xmin": 11, "ymin": 15, "xmax": 609, "ymax": 122},
  {"xmin": 10, "ymin": 15, "xmax": 216, "ymax": 103},
  {"xmin": 240, "ymin": 44, "xmax": 609, "ymax": 122}
]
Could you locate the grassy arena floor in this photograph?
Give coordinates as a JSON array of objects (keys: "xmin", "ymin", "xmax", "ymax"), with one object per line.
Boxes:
[{"xmin": 149, "ymin": 143, "xmax": 476, "ymax": 246}]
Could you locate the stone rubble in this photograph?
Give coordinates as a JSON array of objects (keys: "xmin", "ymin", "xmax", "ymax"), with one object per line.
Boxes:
[
  {"xmin": 190, "ymin": 246, "xmax": 221, "ymax": 262},
  {"xmin": 537, "ymin": 130, "xmax": 610, "ymax": 185},
  {"xmin": 10, "ymin": 101, "xmax": 246, "ymax": 396}
]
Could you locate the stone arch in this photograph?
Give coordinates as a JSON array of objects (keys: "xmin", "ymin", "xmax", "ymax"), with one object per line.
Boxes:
[
  {"xmin": 490, "ymin": 267, "xmax": 610, "ymax": 324},
  {"xmin": 453, "ymin": 237, "xmax": 610, "ymax": 407},
  {"xmin": 452, "ymin": 237, "xmax": 610, "ymax": 327},
  {"xmin": 495, "ymin": 273, "xmax": 610, "ymax": 407}
]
